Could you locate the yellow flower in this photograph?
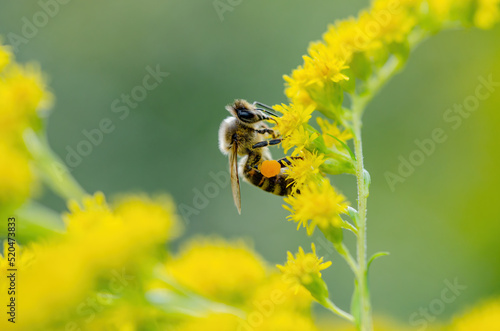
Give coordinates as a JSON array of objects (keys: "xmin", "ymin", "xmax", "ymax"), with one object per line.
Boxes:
[
  {"xmin": 177, "ymin": 313, "xmax": 243, "ymax": 331},
  {"xmin": 166, "ymin": 237, "xmax": 268, "ymax": 307},
  {"xmin": 0, "ymin": 192, "xmax": 179, "ymax": 330},
  {"xmin": 284, "ymin": 43, "xmax": 349, "ymax": 114},
  {"xmin": 322, "ymin": 19, "xmax": 362, "ymax": 62},
  {"xmin": 474, "ymin": 0, "xmax": 500, "ymax": 29},
  {"xmin": 276, "ymin": 244, "xmax": 331, "ymax": 301},
  {"xmin": 64, "ymin": 192, "xmax": 178, "ymax": 269},
  {"xmin": 284, "ymin": 71, "xmax": 317, "ymax": 109},
  {"xmin": 0, "ymin": 64, "xmax": 52, "ymax": 136},
  {"xmin": 274, "ymin": 102, "xmax": 315, "ymax": 138},
  {"xmin": 0, "ymin": 53, "xmax": 52, "ymax": 206},
  {"xmin": 85, "ymin": 303, "xmax": 167, "ymax": 331},
  {"xmin": 448, "ymin": 298, "xmax": 500, "ymax": 331},
  {"xmin": 0, "ymin": 140, "xmax": 37, "ymax": 205},
  {"xmin": 316, "ymin": 117, "xmax": 353, "ymax": 149},
  {"xmin": 250, "ymin": 274, "xmax": 313, "ymax": 313},
  {"xmin": 303, "ymin": 42, "xmax": 350, "ymax": 86},
  {"xmin": 256, "ymin": 311, "xmax": 319, "ymax": 331},
  {"xmin": 284, "ymin": 150, "xmax": 325, "ymax": 191},
  {"xmin": 179, "ymin": 311, "xmax": 319, "ymax": 331},
  {"xmin": 282, "ymin": 125, "xmax": 319, "ymax": 155},
  {"xmin": 426, "ymin": 0, "xmax": 454, "ymax": 22},
  {"xmin": 284, "ymin": 179, "xmax": 349, "ymax": 236},
  {"xmin": 0, "ymin": 44, "xmax": 10, "ymax": 72},
  {"xmin": 370, "ymin": 0, "xmax": 421, "ymax": 43}
]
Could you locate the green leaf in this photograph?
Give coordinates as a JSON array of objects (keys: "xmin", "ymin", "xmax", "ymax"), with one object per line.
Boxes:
[
  {"xmin": 320, "ymin": 156, "xmax": 356, "ymax": 175},
  {"xmin": 327, "ymin": 133, "xmax": 356, "ymax": 161},
  {"xmin": 347, "ymin": 206, "xmax": 359, "ymax": 227},
  {"xmin": 321, "ymin": 225, "xmax": 343, "ymax": 245},
  {"xmin": 350, "ymin": 279, "xmax": 361, "ymax": 329},
  {"xmin": 363, "ymin": 169, "xmax": 371, "ymax": 196},
  {"xmin": 367, "ymin": 251, "xmax": 390, "ymax": 274}
]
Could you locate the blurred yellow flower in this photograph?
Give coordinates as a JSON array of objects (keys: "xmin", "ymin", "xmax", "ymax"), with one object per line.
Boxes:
[
  {"xmin": 0, "ymin": 45, "xmax": 52, "ymax": 206},
  {"xmin": 255, "ymin": 311, "xmax": 319, "ymax": 331},
  {"xmin": 284, "ymin": 180, "xmax": 349, "ymax": 235},
  {"xmin": 177, "ymin": 313, "xmax": 243, "ymax": 331},
  {"xmin": 84, "ymin": 303, "xmax": 167, "ymax": 331},
  {"xmin": 0, "ymin": 192, "xmax": 179, "ymax": 330},
  {"xmin": 0, "ymin": 44, "xmax": 10, "ymax": 72},
  {"xmin": 448, "ymin": 298, "xmax": 500, "ymax": 331},
  {"xmin": 177, "ymin": 311, "xmax": 319, "ymax": 331},
  {"xmin": 166, "ymin": 237, "xmax": 268, "ymax": 307},
  {"xmin": 250, "ymin": 273, "xmax": 313, "ymax": 314},
  {"xmin": 0, "ymin": 141, "xmax": 37, "ymax": 204},
  {"xmin": 319, "ymin": 315, "xmax": 426, "ymax": 331},
  {"xmin": 0, "ymin": 63, "xmax": 51, "ymax": 136},
  {"xmin": 475, "ymin": 0, "xmax": 500, "ymax": 28}
]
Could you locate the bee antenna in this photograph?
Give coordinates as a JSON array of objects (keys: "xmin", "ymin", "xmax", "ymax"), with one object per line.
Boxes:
[
  {"xmin": 253, "ymin": 101, "xmax": 277, "ymax": 114},
  {"xmin": 255, "ymin": 108, "xmax": 278, "ymax": 118}
]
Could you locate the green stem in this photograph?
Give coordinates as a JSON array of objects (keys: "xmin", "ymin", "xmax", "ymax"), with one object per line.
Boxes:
[
  {"xmin": 337, "ymin": 242, "xmax": 359, "ymax": 275},
  {"xmin": 325, "ymin": 298, "xmax": 355, "ymax": 323},
  {"xmin": 17, "ymin": 201, "xmax": 65, "ymax": 233},
  {"xmin": 347, "ymin": 31, "xmax": 429, "ymax": 330},
  {"xmin": 342, "ymin": 219, "xmax": 359, "ymax": 235},
  {"xmin": 351, "ymin": 105, "xmax": 372, "ymax": 331},
  {"xmin": 24, "ymin": 129, "xmax": 87, "ymax": 202}
]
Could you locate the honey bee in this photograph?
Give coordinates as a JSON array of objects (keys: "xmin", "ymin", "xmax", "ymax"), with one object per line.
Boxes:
[{"xmin": 218, "ymin": 99, "xmax": 295, "ymax": 214}]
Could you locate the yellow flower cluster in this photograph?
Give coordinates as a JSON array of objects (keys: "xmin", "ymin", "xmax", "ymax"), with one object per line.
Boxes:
[
  {"xmin": 447, "ymin": 298, "xmax": 500, "ymax": 331},
  {"xmin": 273, "ymin": 0, "xmax": 499, "ymax": 314},
  {"xmin": 165, "ymin": 237, "xmax": 317, "ymax": 331},
  {"xmin": 425, "ymin": 0, "xmax": 500, "ymax": 29},
  {"xmin": 0, "ymin": 192, "xmax": 179, "ymax": 330},
  {"xmin": 166, "ymin": 237, "xmax": 267, "ymax": 307},
  {"xmin": 285, "ymin": 0, "xmax": 500, "ymax": 116},
  {"xmin": 275, "ymin": 0, "xmax": 500, "ymax": 239},
  {"xmin": 284, "ymin": 179, "xmax": 349, "ymax": 236},
  {"xmin": 176, "ymin": 312, "xmax": 319, "ymax": 331},
  {"xmin": 0, "ymin": 43, "xmax": 52, "ymax": 207},
  {"xmin": 277, "ymin": 244, "xmax": 332, "ymax": 304},
  {"xmin": 283, "ymin": 0, "xmax": 500, "ymax": 121}
]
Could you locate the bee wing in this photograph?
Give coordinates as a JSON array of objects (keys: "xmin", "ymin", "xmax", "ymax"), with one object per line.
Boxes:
[{"xmin": 229, "ymin": 143, "xmax": 241, "ymax": 214}]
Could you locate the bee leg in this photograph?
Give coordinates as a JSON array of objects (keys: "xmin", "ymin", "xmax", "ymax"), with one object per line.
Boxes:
[
  {"xmin": 276, "ymin": 156, "xmax": 303, "ymax": 168},
  {"xmin": 252, "ymin": 139, "xmax": 282, "ymax": 149},
  {"xmin": 254, "ymin": 128, "xmax": 277, "ymax": 136}
]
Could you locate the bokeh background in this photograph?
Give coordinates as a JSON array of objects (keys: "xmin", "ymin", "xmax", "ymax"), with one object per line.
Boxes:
[{"xmin": 1, "ymin": 0, "xmax": 499, "ymax": 327}]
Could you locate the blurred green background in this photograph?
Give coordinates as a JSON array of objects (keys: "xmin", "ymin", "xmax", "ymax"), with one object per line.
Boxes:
[{"xmin": 1, "ymin": 0, "xmax": 499, "ymax": 327}]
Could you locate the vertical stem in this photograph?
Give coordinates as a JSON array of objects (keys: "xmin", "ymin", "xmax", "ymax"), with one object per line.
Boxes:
[
  {"xmin": 352, "ymin": 104, "xmax": 372, "ymax": 331},
  {"xmin": 343, "ymin": 33, "xmax": 428, "ymax": 330}
]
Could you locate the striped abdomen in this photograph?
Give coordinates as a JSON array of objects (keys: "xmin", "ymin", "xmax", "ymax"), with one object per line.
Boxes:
[{"xmin": 242, "ymin": 152, "xmax": 294, "ymax": 196}]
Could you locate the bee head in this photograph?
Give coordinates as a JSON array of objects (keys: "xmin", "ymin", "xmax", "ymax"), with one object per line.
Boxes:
[{"xmin": 226, "ymin": 99, "xmax": 261, "ymax": 124}]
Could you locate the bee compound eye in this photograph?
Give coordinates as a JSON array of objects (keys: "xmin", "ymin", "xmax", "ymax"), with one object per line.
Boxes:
[{"xmin": 237, "ymin": 109, "xmax": 255, "ymax": 121}]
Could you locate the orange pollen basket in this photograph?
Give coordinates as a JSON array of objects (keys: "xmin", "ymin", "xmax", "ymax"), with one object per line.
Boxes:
[{"xmin": 259, "ymin": 160, "xmax": 281, "ymax": 178}]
